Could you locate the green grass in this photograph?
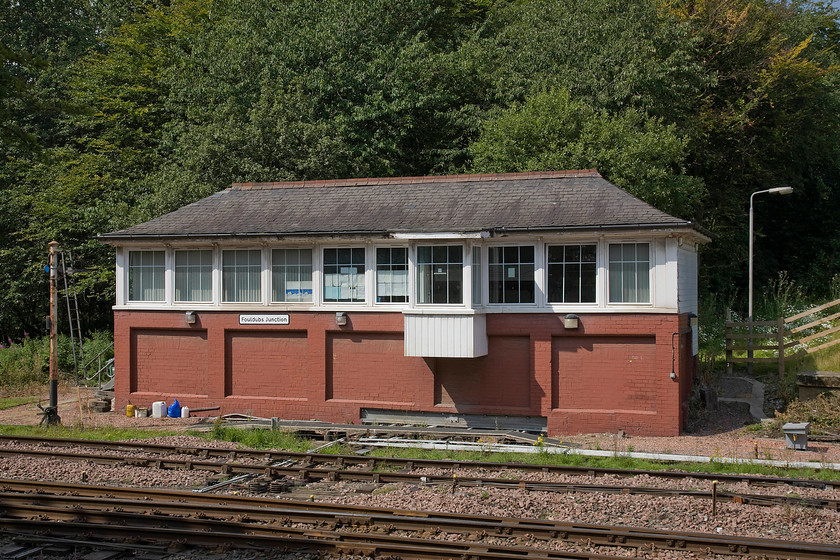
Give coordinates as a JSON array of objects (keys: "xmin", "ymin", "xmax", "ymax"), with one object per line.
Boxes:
[
  {"xmin": 0, "ymin": 396, "xmax": 38, "ymax": 411},
  {"xmin": 365, "ymin": 446, "xmax": 840, "ymax": 482},
  {"xmin": 199, "ymin": 424, "xmax": 313, "ymax": 452},
  {"xmin": 0, "ymin": 424, "xmax": 178, "ymax": 440}
]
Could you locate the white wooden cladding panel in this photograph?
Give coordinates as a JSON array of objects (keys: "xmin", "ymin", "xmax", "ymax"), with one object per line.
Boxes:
[{"xmin": 403, "ymin": 313, "xmax": 488, "ymax": 357}]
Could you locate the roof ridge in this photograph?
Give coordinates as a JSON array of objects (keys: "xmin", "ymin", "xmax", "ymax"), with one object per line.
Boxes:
[{"xmin": 231, "ymin": 170, "xmax": 602, "ymax": 190}]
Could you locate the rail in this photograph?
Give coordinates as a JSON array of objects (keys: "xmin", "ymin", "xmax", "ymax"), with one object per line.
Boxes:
[
  {"xmin": 3, "ymin": 479, "xmax": 839, "ymax": 559},
  {"xmin": 725, "ymin": 298, "xmax": 840, "ymax": 376}
]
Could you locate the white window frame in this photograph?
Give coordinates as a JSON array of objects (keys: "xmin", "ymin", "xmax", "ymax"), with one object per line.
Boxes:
[
  {"xmin": 487, "ymin": 244, "xmax": 537, "ymax": 305},
  {"xmin": 416, "ymin": 244, "xmax": 465, "ymax": 306},
  {"xmin": 545, "ymin": 243, "xmax": 598, "ymax": 305},
  {"xmin": 174, "ymin": 248, "xmax": 214, "ymax": 303},
  {"xmin": 126, "ymin": 249, "xmax": 167, "ymax": 303},
  {"xmin": 322, "ymin": 246, "xmax": 367, "ymax": 304},
  {"xmin": 270, "ymin": 247, "xmax": 314, "ymax": 303},
  {"xmin": 374, "ymin": 246, "xmax": 409, "ymax": 304},
  {"xmin": 221, "ymin": 248, "xmax": 263, "ymax": 304},
  {"xmin": 607, "ymin": 242, "xmax": 652, "ymax": 305}
]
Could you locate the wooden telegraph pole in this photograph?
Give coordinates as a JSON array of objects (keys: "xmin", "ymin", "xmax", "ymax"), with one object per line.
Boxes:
[{"xmin": 42, "ymin": 241, "xmax": 62, "ymax": 426}]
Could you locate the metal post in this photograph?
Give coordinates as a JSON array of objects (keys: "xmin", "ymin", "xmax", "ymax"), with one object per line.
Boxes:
[
  {"xmin": 748, "ymin": 194, "xmax": 755, "ymax": 376},
  {"xmin": 748, "ymin": 187, "xmax": 793, "ymax": 377}
]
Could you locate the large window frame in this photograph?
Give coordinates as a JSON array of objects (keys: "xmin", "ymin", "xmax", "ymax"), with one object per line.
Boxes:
[
  {"xmin": 127, "ymin": 250, "xmax": 165, "ymax": 302},
  {"xmin": 546, "ymin": 244, "xmax": 597, "ymax": 304},
  {"xmin": 608, "ymin": 242, "xmax": 651, "ymax": 304},
  {"xmin": 488, "ymin": 245, "xmax": 535, "ymax": 304},
  {"xmin": 174, "ymin": 249, "xmax": 213, "ymax": 303},
  {"xmin": 271, "ymin": 248, "xmax": 313, "ymax": 303},
  {"xmin": 323, "ymin": 247, "xmax": 366, "ymax": 303},
  {"xmin": 376, "ymin": 247, "xmax": 408, "ymax": 303},
  {"xmin": 416, "ymin": 245, "xmax": 463, "ymax": 305},
  {"xmin": 222, "ymin": 249, "xmax": 262, "ymax": 303}
]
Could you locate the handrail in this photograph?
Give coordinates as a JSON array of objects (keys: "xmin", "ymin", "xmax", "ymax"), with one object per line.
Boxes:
[{"xmin": 83, "ymin": 342, "xmax": 114, "ymax": 371}]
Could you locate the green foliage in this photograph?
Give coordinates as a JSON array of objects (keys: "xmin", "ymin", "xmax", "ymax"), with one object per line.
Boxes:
[
  {"xmin": 367, "ymin": 445, "xmax": 840, "ymax": 480},
  {"xmin": 0, "ymin": 396, "xmax": 38, "ymax": 410},
  {"xmin": 0, "ymin": 424, "xmax": 177, "ymax": 440},
  {"xmin": 469, "ymin": 87, "xmax": 705, "ymax": 217},
  {"xmin": 1, "ymin": 0, "xmax": 840, "ymax": 336},
  {"xmin": 204, "ymin": 425, "xmax": 312, "ymax": 452},
  {"xmin": 0, "ymin": 336, "xmax": 48, "ymax": 388}
]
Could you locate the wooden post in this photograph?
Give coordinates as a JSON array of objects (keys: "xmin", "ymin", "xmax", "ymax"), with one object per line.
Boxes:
[
  {"xmin": 725, "ymin": 308, "xmax": 733, "ymax": 376},
  {"xmin": 46, "ymin": 241, "xmax": 61, "ymax": 426},
  {"xmin": 777, "ymin": 316, "xmax": 785, "ymax": 378}
]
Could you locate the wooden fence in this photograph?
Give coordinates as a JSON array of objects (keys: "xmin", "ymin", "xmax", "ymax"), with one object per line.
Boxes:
[{"xmin": 725, "ymin": 298, "xmax": 840, "ymax": 376}]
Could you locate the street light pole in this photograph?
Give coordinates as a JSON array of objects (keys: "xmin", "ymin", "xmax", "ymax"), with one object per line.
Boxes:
[{"xmin": 748, "ymin": 186, "xmax": 793, "ymax": 375}]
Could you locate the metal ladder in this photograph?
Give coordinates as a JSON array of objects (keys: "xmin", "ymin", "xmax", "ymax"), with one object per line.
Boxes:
[{"xmin": 59, "ymin": 250, "xmax": 85, "ymax": 385}]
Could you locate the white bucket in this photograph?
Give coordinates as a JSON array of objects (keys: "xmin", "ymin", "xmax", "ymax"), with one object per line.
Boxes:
[
  {"xmin": 180, "ymin": 406, "xmax": 189, "ymax": 418},
  {"xmin": 152, "ymin": 401, "xmax": 167, "ymax": 418}
]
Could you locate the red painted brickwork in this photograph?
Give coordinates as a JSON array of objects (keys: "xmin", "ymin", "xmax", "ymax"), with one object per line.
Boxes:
[
  {"xmin": 435, "ymin": 336, "xmax": 531, "ymax": 410},
  {"xmin": 113, "ymin": 310, "xmax": 690, "ymax": 436},
  {"xmin": 131, "ymin": 329, "xmax": 209, "ymax": 396},
  {"xmin": 225, "ymin": 330, "xmax": 308, "ymax": 399},
  {"xmin": 327, "ymin": 333, "xmax": 427, "ymax": 404}
]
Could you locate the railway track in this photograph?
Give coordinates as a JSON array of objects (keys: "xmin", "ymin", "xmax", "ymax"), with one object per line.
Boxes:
[
  {"xmin": 2, "ymin": 479, "xmax": 839, "ymax": 559},
  {"xmin": 1, "ymin": 434, "xmax": 838, "ymax": 511}
]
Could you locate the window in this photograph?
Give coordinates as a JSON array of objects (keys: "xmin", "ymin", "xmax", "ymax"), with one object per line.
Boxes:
[
  {"xmin": 323, "ymin": 247, "xmax": 365, "ymax": 302},
  {"xmin": 417, "ymin": 245, "xmax": 462, "ymax": 304},
  {"xmin": 547, "ymin": 245, "xmax": 596, "ymax": 303},
  {"xmin": 376, "ymin": 247, "xmax": 408, "ymax": 303},
  {"xmin": 489, "ymin": 246, "xmax": 535, "ymax": 304},
  {"xmin": 222, "ymin": 249, "xmax": 262, "ymax": 302},
  {"xmin": 272, "ymin": 249, "xmax": 312, "ymax": 302},
  {"xmin": 472, "ymin": 246, "xmax": 482, "ymax": 305},
  {"xmin": 128, "ymin": 250, "xmax": 165, "ymax": 302},
  {"xmin": 174, "ymin": 250, "xmax": 212, "ymax": 302},
  {"xmin": 609, "ymin": 243, "xmax": 650, "ymax": 303}
]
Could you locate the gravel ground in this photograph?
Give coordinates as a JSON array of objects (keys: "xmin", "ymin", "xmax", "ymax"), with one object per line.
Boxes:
[
  {"xmin": 1, "ymin": 434, "xmax": 839, "ymax": 559},
  {"xmin": 2, "ymin": 388, "xmax": 840, "ymax": 558}
]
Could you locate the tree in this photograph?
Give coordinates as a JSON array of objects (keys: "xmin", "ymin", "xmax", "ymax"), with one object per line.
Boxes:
[{"xmin": 470, "ymin": 87, "xmax": 704, "ymax": 217}]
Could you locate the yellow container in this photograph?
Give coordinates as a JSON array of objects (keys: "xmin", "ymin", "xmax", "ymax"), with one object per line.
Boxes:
[{"xmin": 126, "ymin": 404, "xmax": 135, "ymax": 418}]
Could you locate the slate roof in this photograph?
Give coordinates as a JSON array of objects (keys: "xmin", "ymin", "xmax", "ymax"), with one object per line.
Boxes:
[{"xmin": 98, "ymin": 170, "xmax": 706, "ymax": 241}]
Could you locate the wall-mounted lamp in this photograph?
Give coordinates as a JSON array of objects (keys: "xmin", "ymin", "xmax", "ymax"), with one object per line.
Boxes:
[
  {"xmin": 688, "ymin": 312, "xmax": 698, "ymax": 328},
  {"xmin": 564, "ymin": 314, "xmax": 580, "ymax": 330},
  {"xmin": 335, "ymin": 311, "xmax": 347, "ymax": 327},
  {"xmin": 185, "ymin": 311, "xmax": 196, "ymax": 324}
]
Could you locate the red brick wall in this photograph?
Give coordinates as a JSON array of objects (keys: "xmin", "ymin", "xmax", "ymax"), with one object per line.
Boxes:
[
  {"xmin": 113, "ymin": 310, "xmax": 687, "ymax": 435},
  {"xmin": 131, "ymin": 329, "xmax": 209, "ymax": 396},
  {"xmin": 326, "ymin": 332, "xmax": 425, "ymax": 404},
  {"xmin": 225, "ymin": 330, "xmax": 308, "ymax": 398},
  {"xmin": 435, "ymin": 336, "xmax": 531, "ymax": 410}
]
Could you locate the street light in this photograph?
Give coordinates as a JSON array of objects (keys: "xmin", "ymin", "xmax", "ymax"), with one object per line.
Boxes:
[{"xmin": 748, "ymin": 186, "xmax": 793, "ymax": 373}]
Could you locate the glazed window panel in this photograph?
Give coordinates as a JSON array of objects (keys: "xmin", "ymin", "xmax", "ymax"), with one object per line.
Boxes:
[
  {"xmin": 128, "ymin": 250, "xmax": 165, "ymax": 302},
  {"xmin": 488, "ymin": 246, "xmax": 535, "ymax": 304},
  {"xmin": 472, "ymin": 247, "xmax": 482, "ymax": 305},
  {"xmin": 174, "ymin": 250, "xmax": 212, "ymax": 302},
  {"xmin": 271, "ymin": 249, "xmax": 313, "ymax": 302},
  {"xmin": 417, "ymin": 245, "xmax": 462, "ymax": 304},
  {"xmin": 547, "ymin": 244, "xmax": 596, "ymax": 303},
  {"xmin": 323, "ymin": 247, "xmax": 365, "ymax": 302},
  {"xmin": 222, "ymin": 249, "xmax": 262, "ymax": 302},
  {"xmin": 376, "ymin": 247, "xmax": 408, "ymax": 303},
  {"xmin": 608, "ymin": 243, "xmax": 650, "ymax": 303}
]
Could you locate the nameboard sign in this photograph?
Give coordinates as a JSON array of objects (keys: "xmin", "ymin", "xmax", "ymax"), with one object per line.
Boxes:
[{"xmin": 239, "ymin": 314, "xmax": 290, "ymax": 325}]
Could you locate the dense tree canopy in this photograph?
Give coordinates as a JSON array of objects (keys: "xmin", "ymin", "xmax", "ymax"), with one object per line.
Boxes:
[{"xmin": 0, "ymin": 0, "xmax": 838, "ymax": 338}]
